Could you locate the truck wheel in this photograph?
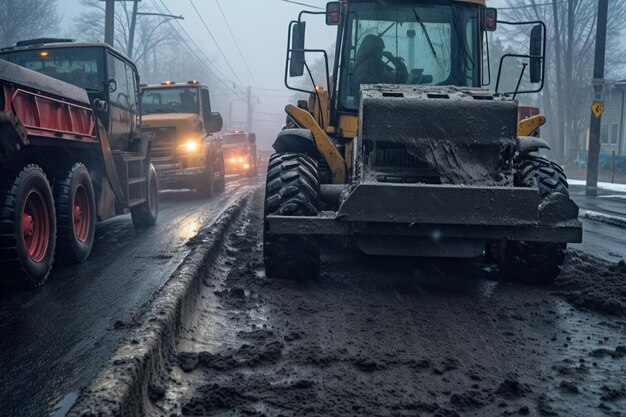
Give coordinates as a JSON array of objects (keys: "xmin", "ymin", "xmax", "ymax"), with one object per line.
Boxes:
[
  {"xmin": 263, "ymin": 153, "xmax": 321, "ymax": 281},
  {"xmin": 216, "ymin": 155, "xmax": 226, "ymax": 193},
  {"xmin": 131, "ymin": 163, "xmax": 159, "ymax": 228},
  {"xmin": 53, "ymin": 163, "xmax": 96, "ymax": 264},
  {"xmin": 196, "ymin": 154, "xmax": 215, "ymax": 197},
  {"xmin": 498, "ymin": 156, "xmax": 569, "ymax": 284},
  {"xmin": 0, "ymin": 165, "xmax": 56, "ymax": 287}
]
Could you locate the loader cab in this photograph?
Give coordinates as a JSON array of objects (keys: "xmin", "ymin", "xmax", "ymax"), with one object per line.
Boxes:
[
  {"xmin": 0, "ymin": 41, "xmax": 141, "ymax": 151},
  {"xmin": 285, "ymin": 0, "xmax": 546, "ymax": 124},
  {"xmin": 336, "ymin": 1, "xmax": 482, "ymax": 111}
]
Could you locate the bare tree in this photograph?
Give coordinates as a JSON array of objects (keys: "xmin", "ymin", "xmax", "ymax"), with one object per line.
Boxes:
[
  {"xmin": 499, "ymin": 0, "xmax": 626, "ymax": 161},
  {"xmin": 0, "ymin": 0, "xmax": 59, "ymax": 48},
  {"xmin": 74, "ymin": 0, "xmax": 175, "ymax": 62}
]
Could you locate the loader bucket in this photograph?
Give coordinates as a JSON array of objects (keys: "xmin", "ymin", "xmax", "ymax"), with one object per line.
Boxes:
[{"xmin": 358, "ymin": 85, "xmax": 518, "ymax": 186}]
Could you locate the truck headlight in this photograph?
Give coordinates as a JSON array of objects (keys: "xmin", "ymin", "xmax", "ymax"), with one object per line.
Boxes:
[
  {"xmin": 243, "ymin": 163, "xmax": 250, "ymax": 170},
  {"xmin": 180, "ymin": 140, "xmax": 199, "ymax": 153}
]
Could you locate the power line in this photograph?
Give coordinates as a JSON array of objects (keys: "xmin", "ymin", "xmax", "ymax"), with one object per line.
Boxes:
[
  {"xmin": 152, "ymin": 0, "xmax": 247, "ymax": 101},
  {"xmin": 215, "ymin": 0, "xmax": 258, "ymax": 85},
  {"xmin": 189, "ymin": 0, "xmax": 245, "ymax": 86},
  {"xmin": 279, "ymin": 0, "xmax": 324, "ymax": 10},
  {"xmin": 154, "ymin": 0, "xmax": 239, "ymax": 90},
  {"xmin": 252, "ymin": 86, "xmax": 291, "ymax": 92},
  {"xmin": 499, "ymin": 1, "xmax": 567, "ymax": 10}
]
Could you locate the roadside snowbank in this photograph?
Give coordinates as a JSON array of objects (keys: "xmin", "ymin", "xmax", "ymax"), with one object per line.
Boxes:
[
  {"xmin": 579, "ymin": 209, "xmax": 626, "ymax": 228},
  {"xmin": 569, "ymin": 179, "xmax": 626, "ymax": 193}
]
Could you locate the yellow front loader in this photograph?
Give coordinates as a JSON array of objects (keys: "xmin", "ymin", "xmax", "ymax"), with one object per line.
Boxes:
[{"xmin": 263, "ymin": 0, "xmax": 582, "ymax": 284}]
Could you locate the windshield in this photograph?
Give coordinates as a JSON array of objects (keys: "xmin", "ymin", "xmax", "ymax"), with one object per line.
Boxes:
[
  {"xmin": 222, "ymin": 134, "xmax": 247, "ymax": 146},
  {"xmin": 340, "ymin": 2, "xmax": 480, "ymax": 110},
  {"xmin": 0, "ymin": 47, "xmax": 105, "ymax": 92},
  {"xmin": 141, "ymin": 87, "xmax": 200, "ymax": 115}
]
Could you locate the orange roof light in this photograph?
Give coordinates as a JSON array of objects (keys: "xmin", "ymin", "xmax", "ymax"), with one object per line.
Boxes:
[
  {"xmin": 40, "ymin": 51, "xmax": 49, "ymax": 57},
  {"xmin": 187, "ymin": 80, "xmax": 199, "ymax": 84},
  {"xmin": 161, "ymin": 80, "xmax": 175, "ymax": 85}
]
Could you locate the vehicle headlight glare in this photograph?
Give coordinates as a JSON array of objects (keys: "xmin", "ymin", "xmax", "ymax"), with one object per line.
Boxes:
[{"xmin": 184, "ymin": 140, "xmax": 198, "ymax": 152}]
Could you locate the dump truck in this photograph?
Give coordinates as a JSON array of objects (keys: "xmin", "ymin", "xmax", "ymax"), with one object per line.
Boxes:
[
  {"xmin": 140, "ymin": 81, "xmax": 225, "ymax": 196},
  {"xmin": 222, "ymin": 131, "xmax": 258, "ymax": 176},
  {"xmin": 0, "ymin": 39, "xmax": 158, "ymax": 286},
  {"xmin": 263, "ymin": 1, "xmax": 582, "ymax": 284}
]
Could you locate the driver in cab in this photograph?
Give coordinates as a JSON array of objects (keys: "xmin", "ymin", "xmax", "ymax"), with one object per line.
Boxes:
[{"xmin": 354, "ymin": 34, "xmax": 408, "ymax": 85}]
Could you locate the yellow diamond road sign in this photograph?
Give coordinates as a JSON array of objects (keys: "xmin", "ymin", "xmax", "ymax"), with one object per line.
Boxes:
[{"xmin": 591, "ymin": 102, "xmax": 605, "ymax": 118}]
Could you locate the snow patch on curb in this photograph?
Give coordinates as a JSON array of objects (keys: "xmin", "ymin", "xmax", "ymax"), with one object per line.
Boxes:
[
  {"xmin": 569, "ymin": 179, "xmax": 626, "ymax": 193},
  {"xmin": 580, "ymin": 209, "xmax": 626, "ymax": 228}
]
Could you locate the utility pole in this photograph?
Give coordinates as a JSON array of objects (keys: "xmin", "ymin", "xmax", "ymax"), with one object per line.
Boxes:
[
  {"xmin": 246, "ymin": 86, "xmax": 253, "ymax": 132},
  {"xmin": 104, "ymin": 0, "xmax": 115, "ymax": 46},
  {"xmin": 586, "ymin": 0, "xmax": 609, "ymax": 196},
  {"xmin": 128, "ymin": 0, "xmax": 139, "ymax": 57}
]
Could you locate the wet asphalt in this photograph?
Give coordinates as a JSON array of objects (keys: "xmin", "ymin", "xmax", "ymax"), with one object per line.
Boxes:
[
  {"xmin": 0, "ymin": 174, "xmax": 624, "ymax": 417},
  {"xmin": 0, "ymin": 174, "xmax": 261, "ymax": 417},
  {"xmin": 570, "ymin": 185, "xmax": 626, "ymax": 262}
]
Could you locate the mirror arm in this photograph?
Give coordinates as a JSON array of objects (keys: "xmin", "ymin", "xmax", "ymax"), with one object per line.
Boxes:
[{"xmin": 512, "ymin": 63, "xmax": 527, "ymax": 100}]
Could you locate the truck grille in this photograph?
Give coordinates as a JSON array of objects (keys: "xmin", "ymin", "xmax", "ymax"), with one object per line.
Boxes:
[{"xmin": 147, "ymin": 126, "xmax": 177, "ymax": 160}]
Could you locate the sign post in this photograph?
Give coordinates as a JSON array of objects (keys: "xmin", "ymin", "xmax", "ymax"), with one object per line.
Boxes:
[{"xmin": 586, "ymin": 0, "xmax": 609, "ymax": 196}]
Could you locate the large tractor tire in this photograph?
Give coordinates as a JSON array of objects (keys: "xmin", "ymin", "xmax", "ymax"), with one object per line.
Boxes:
[
  {"xmin": 0, "ymin": 164, "xmax": 56, "ymax": 287},
  {"xmin": 53, "ymin": 163, "xmax": 96, "ymax": 264},
  {"xmin": 498, "ymin": 155, "xmax": 569, "ymax": 285},
  {"xmin": 263, "ymin": 153, "xmax": 321, "ymax": 281},
  {"xmin": 131, "ymin": 163, "xmax": 159, "ymax": 228}
]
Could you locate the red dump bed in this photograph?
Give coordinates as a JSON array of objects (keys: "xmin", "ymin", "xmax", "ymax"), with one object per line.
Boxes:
[{"xmin": 0, "ymin": 59, "xmax": 97, "ymax": 149}]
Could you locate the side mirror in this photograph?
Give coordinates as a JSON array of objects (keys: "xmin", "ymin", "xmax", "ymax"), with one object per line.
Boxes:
[
  {"xmin": 326, "ymin": 2, "xmax": 340, "ymax": 25},
  {"xmin": 248, "ymin": 133, "xmax": 256, "ymax": 144},
  {"xmin": 204, "ymin": 112, "xmax": 223, "ymax": 134},
  {"xmin": 485, "ymin": 8, "xmax": 497, "ymax": 31},
  {"xmin": 108, "ymin": 79, "xmax": 117, "ymax": 93},
  {"xmin": 529, "ymin": 24, "xmax": 543, "ymax": 83},
  {"xmin": 289, "ymin": 22, "xmax": 306, "ymax": 78}
]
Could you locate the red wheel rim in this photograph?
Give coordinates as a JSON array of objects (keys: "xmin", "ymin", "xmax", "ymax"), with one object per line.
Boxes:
[
  {"xmin": 73, "ymin": 184, "xmax": 91, "ymax": 242},
  {"xmin": 22, "ymin": 189, "xmax": 50, "ymax": 262}
]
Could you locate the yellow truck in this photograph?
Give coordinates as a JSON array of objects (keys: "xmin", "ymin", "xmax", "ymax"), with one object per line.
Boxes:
[{"xmin": 140, "ymin": 81, "xmax": 225, "ymax": 196}]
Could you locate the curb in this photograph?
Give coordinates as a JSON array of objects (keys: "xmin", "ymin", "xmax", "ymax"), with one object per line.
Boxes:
[
  {"xmin": 67, "ymin": 190, "xmax": 255, "ymax": 417},
  {"xmin": 579, "ymin": 209, "xmax": 626, "ymax": 229}
]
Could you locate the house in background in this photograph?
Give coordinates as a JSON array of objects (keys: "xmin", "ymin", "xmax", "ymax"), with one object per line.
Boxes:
[{"xmin": 592, "ymin": 80, "xmax": 626, "ymax": 156}]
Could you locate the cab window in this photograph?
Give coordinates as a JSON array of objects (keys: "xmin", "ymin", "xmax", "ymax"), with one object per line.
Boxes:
[{"xmin": 107, "ymin": 53, "xmax": 133, "ymax": 110}]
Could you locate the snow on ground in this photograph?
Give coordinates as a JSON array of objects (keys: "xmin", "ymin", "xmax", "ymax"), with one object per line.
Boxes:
[
  {"xmin": 569, "ymin": 179, "xmax": 626, "ymax": 193},
  {"xmin": 579, "ymin": 209, "xmax": 626, "ymax": 228}
]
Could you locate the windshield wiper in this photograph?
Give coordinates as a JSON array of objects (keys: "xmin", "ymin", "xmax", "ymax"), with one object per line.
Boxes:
[
  {"xmin": 451, "ymin": 7, "xmax": 475, "ymax": 71},
  {"xmin": 412, "ymin": 8, "xmax": 440, "ymax": 68}
]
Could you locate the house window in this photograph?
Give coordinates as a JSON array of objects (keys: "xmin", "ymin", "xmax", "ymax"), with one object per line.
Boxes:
[
  {"xmin": 600, "ymin": 123, "xmax": 609, "ymax": 144},
  {"xmin": 610, "ymin": 123, "xmax": 619, "ymax": 145}
]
